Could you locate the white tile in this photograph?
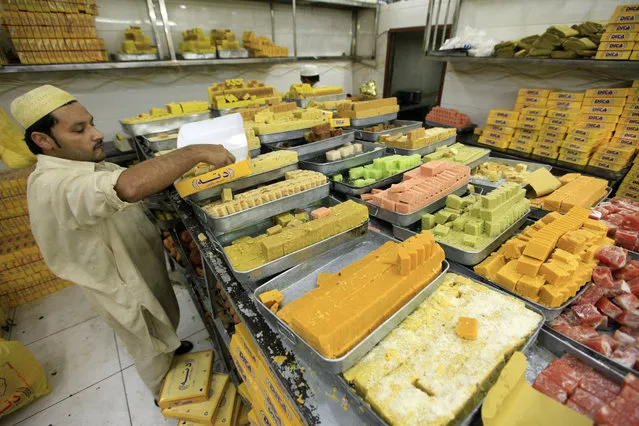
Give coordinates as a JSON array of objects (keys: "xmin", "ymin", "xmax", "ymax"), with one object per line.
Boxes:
[
  {"xmin": 174, "ymin": 284, "xmax": 206, "ymax": 340},
  {"xmin": 1, "ymin": 317, "xmax": 120, "ymax": 425},
  {"xmin": 12, "ymin": 285, "xmax": 99, "ymax": 346},
  {"xmin": 122, "ymin": 366, "xmax": 175, "ymax": 426},
  {"xmin": 116, "ymin": 335, "xmax": 135, "ymax": 370},
  {"xmin": 187, "ymin": 328, "xmax": 214, "ymax": 352},
  {"xmin": 11, "ymin": 374, "xmax": 130, "ymax": 426}
]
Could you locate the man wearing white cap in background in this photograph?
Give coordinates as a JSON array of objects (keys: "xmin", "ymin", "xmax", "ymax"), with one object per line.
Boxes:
[
  {"xmin": 300, "ymin": 64, "xmax": 323, "ymax": 88},
  {"xmin": 11, "ymin": 85, "xmax": 235, "ymax": 399}
]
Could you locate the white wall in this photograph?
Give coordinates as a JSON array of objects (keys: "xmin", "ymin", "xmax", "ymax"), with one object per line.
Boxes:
[{"xmin": 353, "ymin": 0, "xmax": 636, "ymax": 127}]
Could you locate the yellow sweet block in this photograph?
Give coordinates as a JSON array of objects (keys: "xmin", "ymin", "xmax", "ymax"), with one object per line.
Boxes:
[
  {"xmin": 456, "ymin": 317, "xmax": 478, "ymax": 340},
  {"xmin": 277, "ymin": 231, "xmax": 445, "ymax": 358},
  {"xmin": 539, "ymin": 285, "xmax": 565, "ymax": 308},
  {"xmin": 516, "ymin": 275, "xmax": 545, "ymax": 299},
  {"xmin": 526, "ymin": 168, "xmax": 561, "ymax": 197},
  {"xmin": 539, "ymin": 262, "xmax": 570, "ymax": 286},
  {"xmin": 503, "ymin": 239, "xmax": 527, "ymax": 260},
  {"xmin": 259, "ymin": 290, "xmax": 284, "ymax": 309},
  {"xmin": 159, "ymin": 351, "xmax": 214, "ymax": 409},
  {"xmin": 474, "ymin": 253, "xmax": 506, "ymax": 281},
  {"xmin": 285, "ymin": 83, "xmax": 344, "ymax": 99},
  {"xmin": 495, "ymin": 260, "xmax": 522, "ymax": 292},
  {"xmin": 516, "ymin": 256, "xmax": 543, "ymax": 276},
  {"xmin": 249, "ymin": 151, "xmax": 298, "ymax": 174}
]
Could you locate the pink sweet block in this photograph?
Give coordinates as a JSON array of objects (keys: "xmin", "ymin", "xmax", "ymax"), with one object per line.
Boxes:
[
  {"xmin": 311, "ymin": 207, "xmax": 332, "ymax": 219},
  {"xmin": 381, "ymin": 198, "xmax": 396, "ymax": 211},
  {"xmin": 361, "ymin": 193, "xmax": 374, "ymax": 202}
]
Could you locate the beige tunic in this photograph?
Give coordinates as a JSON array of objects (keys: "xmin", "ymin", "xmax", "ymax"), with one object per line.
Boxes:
[{"xmin": 27, "ymin": 155, "xmax": 181, "ymax": 396}]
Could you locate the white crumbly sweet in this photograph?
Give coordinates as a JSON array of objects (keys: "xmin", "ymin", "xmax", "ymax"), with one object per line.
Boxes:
[
  {"xmin": 326, "ymin": 150, "xmax": 341, "ymax": 162},
  {"xmin": 344, "ymin": 273, "xmax": 541, "ymax": 426},
  {"xmin": 354, "ymin": 143, "xmax": 363, "ymax": 153}
]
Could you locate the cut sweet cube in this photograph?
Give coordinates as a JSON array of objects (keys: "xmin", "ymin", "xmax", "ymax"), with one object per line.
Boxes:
[
  {"xmin": 568, "ymin": 388, "xmax": 606, "ymax": 418},
  {"xmin": 543, "ymin": 359, "xmax": 580, "ymax": 394},
  {"xmin": 614, "ymin": 293, "xmax": 639, "ymax": 311},
  {"xmin": 617, "ymin": 309, "xmax": 639, "ymax": 328},
  {"xmin": 593, "ymin": 266, "xmax": 615, "ymax": 288},
  {"xmin": 571, "ymin": 304, "xmax": 604, "ymax": 327},
  {"xmin": 574, "ymin": 284, "xmax": 605, "ymax": 307},
  {"xmin": 595, "ymin": 246, "xmax": 628, "ymax": 269},
  {"xmin": 596, "ymin": 297, "xmax": 624, "ymax": 320},
  {"xmin": 615, "ymin": 260, "xmax": 639, "ymax": 281},
  {"xmin": 533, "ymin": 371, "xmax": 568, "ymax": 403},
  {"xmin": 582, "ymin": 335, "xmax": 619, "ymax": 357}
]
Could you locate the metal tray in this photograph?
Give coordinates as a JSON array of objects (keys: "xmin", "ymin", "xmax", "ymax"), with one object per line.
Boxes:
[
  {"xmin": 526, "ymin": 328, "xmax": 624, "ymax": 387},
  {"xmin": 424, "ymin": 119, "xmax": 476, "ymax": 133},
  {"xmin": 254, "ymin": 229, "xmax": 450, "ymax": 373},
  {"xmin": 186, "ymin": 163, "xmax": 299, "ymax": 203},
  {"xmin": 283, "ymin": 93, "xmax": 346, "ymax": 109},
  {"xmin": 217, "ymin": 49, "xmax": 249, "ymax": 59},
  {"xmin": 264, "ymin": 131, "xmax": 355, "ymax": 160},
  {"xmin": 338, "ymin": 263, "xmax": 545, "ymax": 426},
  {"xmin": 331, "ymin": 162, "xmax": 421, "ymax": 196},
  {"xmin": 113, "ymin": 53, "xmax": 159, "ymax": 61},
  {"xmin": 470, "ymin": 157, "xmax": 552, "ymax": 189},
  {"xmin": 393, "ymin": 210, "xmax": 530, "ymax": 266},
  {"xmin": 346, "ymin": 120, "xmax": 422, "ymax": 142},
  {"xmin": 250, "ymin": 148, "xmax": 261, "ymax": 158},
  {"xmin": 529, "ymin": 187, "xmax": 613, "ymax": 221},
  {"xmin": 386, "ymin": 134, "xmax": 456, "ymax": 157},
  {"xmin": 140, "ymin": 133, "xmax": 178, "ymax": 152},
  {"xmin": 299, "ymin": 141, "xmax": 386, "ymax": 175},
  {"xmin": 349, "ymin": 112, "xmax": 398, "ymax": 128},
  {"xmin": 190, "ymin": 182, "xmax": 330, "ymax": 234},
  {"xmin": 179, "ymin": 52, "xmax": 217, "ymax": 60},
  {"xmin": 258, "ymin": 129, "xmax": 308, "ymax": 145},
  {"xmin": 454, "ymin": 257, "xmax": 592, "ymax": 322},
  {"xmin": 120, "ymin": 111, "xmax": 212, "ymax": 137},
  {"xmin": 212, "ymin": 208, "xmax": 368, "ymax": 288},
  {"xmin": 351, "ymin": 181, "xmax": 468, "ymax": 227}
]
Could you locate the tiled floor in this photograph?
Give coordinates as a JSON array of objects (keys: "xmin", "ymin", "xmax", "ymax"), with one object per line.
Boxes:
[{"xmin": 0, "ymin": 282, "xmax": 213, "ymax": 426}]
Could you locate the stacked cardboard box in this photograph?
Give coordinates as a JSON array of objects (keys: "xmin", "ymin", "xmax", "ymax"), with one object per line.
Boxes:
[
  {"xmin": 1, "ymin": 0, "xmax": 108, "ymax": 64},
  {"xmin": 231, "ymin": 322, "xmax": 304, "ymax": 426},
  {"xmin": 617, "ymin": 159, "xmax": 639, "ymax": 200},
  {"xmin": 0, "ymin": 168, "xmax": 72, "ymax": 309},
  {"xmin": 595, "ymin": 4, "xmax": 639, "ymax": 60}
]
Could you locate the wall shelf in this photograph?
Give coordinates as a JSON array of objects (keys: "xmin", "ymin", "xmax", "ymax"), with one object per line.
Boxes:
[
  {"xmin": 0, "ymin": 55, "xmax": 368, "ymax": 74},
  {"xmin": 424, "ymin": 55, "xmax": 639, "ymax": 70}
]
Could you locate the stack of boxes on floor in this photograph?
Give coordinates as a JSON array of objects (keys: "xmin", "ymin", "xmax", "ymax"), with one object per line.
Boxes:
[
  {"xmin": 231, "ymin": 322, "xmax": 304, "ymax": 426},
  {"xmin": 158, "ymin": 350, "xmax": 250, "ymax": 425},
  {"xmin": 481, "ymin": 80, "xmax": 639, "ymax": 172},
  {"xmin": 595, "ymin": 3, "xmax": 639, "ymax": 61},
  {"xmin": 0, "ymin": 168, "xmax": 72, "ymax": 310}
]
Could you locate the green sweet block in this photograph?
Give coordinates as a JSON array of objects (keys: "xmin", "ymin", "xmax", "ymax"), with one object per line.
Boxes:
[
  {"xmin": 421, "ymin": 213, "xmax": 436, "ymax": 230},
  {"xmin": 275, "ymin": 212, "xmax": 294, "ymax": 227},
  {"xmin": 469, "ymin": 205, "xmax": 481, "ymax": 219},
  {"xmin": 435, "ymin": 210, "xmax": 453, "ymax": 225},
  {"xmin": 463, "ymin": 234, "xmax": 477, "ymax": 247},
  {"xmin": 295, "ymin": 213, "xmax": 309, "ymax": 223},
  {"xmin": 349, "ymin": 167, "xmax": 365, "ymax": 179},
  {"xmin": 464, "ymin": 220, "xmax": 483, "ymax": 236},
  {"xmin": 452, "ymin": 216, "xmax": 468, "ymax": 232},
  {"xmin": 433, "ymin": 224, "xmax": 450, "ymax": 236},
  {"xmin": 363, "ymin": 178, "xmax": 376, "ymax": 185},
  {"xmin": 353, "ymin": 179, "xmax": 367, "ymax": 186},
  {"xmin": 332, "ymin": 174, "xmax": 343, "ymax": 182},
  {"xmin": 446, "ymin": 194, "xmax": 465, "ymax": 210}
]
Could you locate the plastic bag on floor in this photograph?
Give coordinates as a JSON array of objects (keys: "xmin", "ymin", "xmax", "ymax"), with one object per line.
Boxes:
[{"xmin": 0, "ymin": 339, "xmax": 50, "ymax": 418}]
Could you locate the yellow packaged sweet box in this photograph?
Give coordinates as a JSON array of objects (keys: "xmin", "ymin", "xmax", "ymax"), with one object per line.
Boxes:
[
  {"xmin": 174, "ymin": 161, "xmax": 252, "ymax": 198},
  {"xmin": 162, "ymin": 374, "xmax": 230, "ymax": 423},
  {"xmin": 158, "ymin": 350, "xmax": 214, "ymax": 409}
]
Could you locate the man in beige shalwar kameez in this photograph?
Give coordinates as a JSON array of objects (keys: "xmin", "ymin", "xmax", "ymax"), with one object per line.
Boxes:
[{"xmin": 11, "ymin": 85, "xmax": 235, "ymax": 397}]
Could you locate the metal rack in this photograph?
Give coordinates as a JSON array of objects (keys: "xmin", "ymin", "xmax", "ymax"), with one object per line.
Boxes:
[{"xmin": 0, "ymin": 0, "xmax": 380, "ymax": 74}]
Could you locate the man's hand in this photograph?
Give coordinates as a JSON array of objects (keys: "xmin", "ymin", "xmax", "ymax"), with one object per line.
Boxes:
[{"xmin": 194, "ymin": 144, "xmax": 236, "ymax": 168}]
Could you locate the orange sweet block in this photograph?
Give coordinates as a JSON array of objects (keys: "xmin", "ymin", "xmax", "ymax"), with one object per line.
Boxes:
[
  {"xmin": 277, "ymin": 231, "xmax": 445, "ymax": 358},
  {"xmin": 363, "ymin": 161, "xmax": 470, "ymax": 214},
  {"xmin": 311, "ymin": 207, "xmax": 332, "ymax": 219},
  {"xmin": 456, "ymin": 317, "xmax": 478, "ymax": 340},
  {"xmin": 542, "ymin": 174, "xmax": 608, "ymax": 212}
]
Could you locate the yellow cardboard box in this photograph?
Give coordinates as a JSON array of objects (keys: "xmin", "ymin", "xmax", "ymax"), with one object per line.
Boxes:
[
  {"xmin": 487, "ymin": 117, "xmax": 518, "ymax": 128},
  {"xmin": 485, "ymin": 124, "xmax": 516, "ymax": 135},
  {"xmin": 578, "ymin": 114, "xmax": 619, "ymax": 124},
  {"xmin": 519, "ymin": 107, "xmax": 548, "ymax": 117},
  {"xmin": 518, "ymin": 88, "xmax": 551, "ymax": 98},
  {"xmin": 599, "ymin": 41, "xmax": 635, "ymax": 51},
  {"xmin": 581, "ymin": 105, "xmax": 624, "ymax": 115},
  {"xmin": 547, "ymin": 110, "xmax": 580, "ymax": 120},
  {"xmin": 582, "ymin": 97, "xmax": 627, "ymax": 107},
  {"xmin": 572, "ymin": 121, "xmax": 616, "ymax": 132},
  {"xmin": 488, "ymin": 109, "xmax": 520, "ymax": 120},
  {"xmin": 595, "ymin": 51, "xmax": 632, "ymax": 60},
  {"xmin": 548, "ymin": 92, "xmax": 584, "ymax": 101},
  {"xmin": 607, "ymin": 22, "xmax": 639, "ymax": 32},
  {"xmin": 174, "ymin": 160, "xmax": 252, "ymax": 198},
  {"xmin": 546, "ymin": 100, "xmax": 582, "ymax": 110},
  {"xmin": 601, "ymin": 32, "xmax": 637, "ymax": 42},
  {"xmin": 478, "ymin": 135, "xmax": 509, "ymax": 148}
]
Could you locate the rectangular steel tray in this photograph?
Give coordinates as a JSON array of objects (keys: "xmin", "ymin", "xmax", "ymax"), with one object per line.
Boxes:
[
  {"xmin": 386, "ymin": 134, "xmax": 456, "ymax": 156},
  {"xmin": 526, "ymin": 327, "xmax": 624, "ymax": 387},
  {"xmin": 345, "ymin": 120, "xmax": 422, "ymax": 142},
  {"xmin": 283, "ymin": 93, "xmax": 346, "ymax": 108},
  {"xmin": 113, "ymin": 53, "xmax": 159, "ymax": 61},
  {"xmin": 424, "ymin": 149, "xmax": 491, "ymax": 171},
  {"xmin": 190, "ymin": 182, "xmax": 329, "ymax": 234},
  {"xmin": 265, "ymin": 131, "xmax": 356, "ymax": 161},
  {"xmin": 140, "ymin": 133, "xmax": 178, "ymax": 152},
  {"xmin": 254, "ymin": 230, "xmax": 450, "ymax": 374},
  {"xmin": 212, "ymin": 208, "xmax": 369, "ymax": 288},
  {"xmin": 258, "ymin": 128, "xmax": 308, "ymax": 145},
  {"xmin": 349, "ymin": 112, "xmax": 398, "ymax": 128},
  {"xmin": 120, "ymin": 111, "xmax": 213, "ymax": 137},
  {"xmin": 299, "ymin": 141, "xmax": 386, "ymax": 175},
  {"xmin": 470, "ymin": 156, "xmax": 552, "ymax": 189},
  {"xmin": 179, "ymin": 52, "xmax": 217, "ymax": 60},
  {"xmin": 350, "ymin": 181, "xmax": 468, "ymax": 227},
  {"xmin": 424, "ymin": 119, "xmax": 476, "ymax": 133},
  {"xmin": 453, "ymin": 256, "xmax": 592, "ymax": 322},
  {"xmin": 217, "ymin": 49, "xmax": 249, "ymax": 59},
  {"xmin": 393, "ymin": 210, "xmax": 530, "ymax": 266},
  {"xmin": 186, "ymin": 163, "xmax": 299, "ymax": 203},
  {"xmin": 331, "ymin": 162, "xmax": 422, "ymax": 196},
  {"xmin": 337, "ymin": 263, "xmax": 545, "ymax": 426},
  {"xmin": 250, "ymin": 148, "xmax": 261, "ymax": 158}
]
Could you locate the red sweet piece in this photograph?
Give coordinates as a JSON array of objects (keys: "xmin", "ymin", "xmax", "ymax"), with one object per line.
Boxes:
[
  {"xmin": 616, "ymin": 230, "xmax": 639, "ymax": 251},
  {"xmin": 612, "ymin": 348, "xmax": 637, "ymax": 368},
  {"xmin": 629, "ymin": 277, "xmax": 639, "ymax": 297},
  {"xmin": 582, "ymin": 369, "xmax": 622, "ymax": 396},
  {"xmin": 614, "ymin": 293, "xmax": 639, "ymax": 311},
  {"xmin": 593, "ymin": 267, "xmax": 615, "ymax": 288},
  {"xmin": 603, "ymin": 220, "xmax": 619, "ymax": 237},
  {"xmin": 552, "ymin": 324, "xmax": 599, "ymax": 342},
  {"xmin": 544, "ymin": 359, "xmax": 581, "ymax": 393},
  {"xmin": 624, "ymin": 374, "xmax": 639, "ymax": 392},
  {"xmin": 572, "ymin": 304, "xmax": 605, "ymax": 327},
  {"xmin": 613, "ymin": 329, "xmax": 637, "ymax": 347},
  {"xmin": 570, "ymin": 388, "xmax": 606, "ymax": 417},
  {"xmin": 621, "ymin": 385, "xmax": 639, "ymax": 403},
  {"xmin": 596, "ymin": 297, "xmax": 624, "ymax": 320},
  {"xmin": 597, "ymin": 396, "xmax": 639, "ymax": 425},
  {"xmin": 559, "ymin": 354, "xmax": 594, "ymax": 377},
  {"xmin": 618, "ymin": 309, "xmax": 639, "ymax": 328},
  {"xmin": 533, "ymin": 371, "xmax": 568, "ymax": 403},
  {"xmin": 566, "ymin": 398, "xmax": 595, "ymax": 419},
  {"xmin": 622, "ymin": 215, "xmax": 639, "ymax": 232},
  {"xmin": 619, "ymin": 326, "xmax": 639, "ymax": 338},
  {"xmin": 574, "ymin": 284, "xmax": 606, "ymax": 307},
  {"xmin": 615, "ymin": 260, "xmax": 639, "ymax": 281},
  {"xmin": 551, "ymin": 311, "xmax": 582, "ymax": 327},
  {"xmin": 596, "ymin": 246, "xmax": 629, "ymax": 269},
  {"xmin": 607, "ymin": 214, "xmax": 626, "ymax": 227},
  {"xmin": 583, "ymin": 335, "xmax": 619, "ymax": 357},
  {"xmin": 603, "ymin": 280, "xmax": 632, "ymax": 298},
  {"xmin": 595, "ymin": 403, "xmax": 629, "ymax": 426}
]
